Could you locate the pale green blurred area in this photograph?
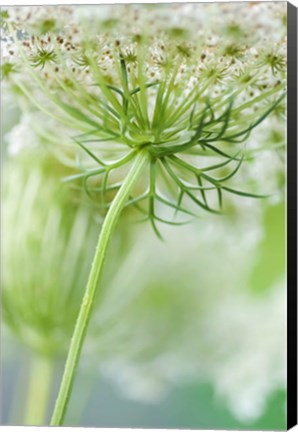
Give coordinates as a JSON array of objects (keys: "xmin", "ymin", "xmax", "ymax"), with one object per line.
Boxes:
[
  {"xmin": 1, "ymin": 94, "xmax": 286, "ymax": 429},
  {"xmin": 2, "ymin": 345, "xmax": 286, "ymax": 429}
]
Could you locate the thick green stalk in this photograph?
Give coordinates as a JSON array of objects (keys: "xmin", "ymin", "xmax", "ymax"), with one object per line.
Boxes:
[
  {"xmin": 50, "ymin": 150, "xmax": 149, "ymax": 426},
  {"xmin": 24, "ymin": 356, "xmax": 53, "ymax": 425}
]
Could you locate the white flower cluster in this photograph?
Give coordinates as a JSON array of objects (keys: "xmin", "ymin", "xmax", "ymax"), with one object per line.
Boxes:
[{"xmin": 2, "ymin": 3, "xmax": 286, "ymax": 106}]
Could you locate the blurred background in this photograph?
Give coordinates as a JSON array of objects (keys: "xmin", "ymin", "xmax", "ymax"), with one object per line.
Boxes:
[{"xmin": 2, "ymin": 345, "xmax": 286, "ymax": 429}]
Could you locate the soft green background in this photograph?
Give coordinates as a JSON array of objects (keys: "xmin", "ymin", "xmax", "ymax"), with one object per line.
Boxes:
[{"xmin": 2, "ymin": 347, "xmax": 286, "ymax": 429}]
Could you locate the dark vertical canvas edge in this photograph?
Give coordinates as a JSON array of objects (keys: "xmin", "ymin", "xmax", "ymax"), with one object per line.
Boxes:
[{"xmin": 287, "ymin": 2, "xmax": 298, "ymax": 430}]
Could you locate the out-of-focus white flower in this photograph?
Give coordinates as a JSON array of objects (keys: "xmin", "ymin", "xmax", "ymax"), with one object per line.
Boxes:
[
  {"xmin": 2, "ymin": 152, "xmax": 100, "ymax": 357},
  {"xmin": 5, "ymin": 114, "xmax": 39, "ymax": 155},
  {"xmin": 83, "ymin": 197, "xmax": 285, "ymax": 421},
  {"xmin": 206, "ymin": 281, "xmax": 286, "ymax": 421}
]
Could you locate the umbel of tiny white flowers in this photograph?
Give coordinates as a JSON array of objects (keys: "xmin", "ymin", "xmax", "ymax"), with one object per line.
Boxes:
[{"xmin": 1, "ymin": 3, "xmax": 286, "ymax": 426}]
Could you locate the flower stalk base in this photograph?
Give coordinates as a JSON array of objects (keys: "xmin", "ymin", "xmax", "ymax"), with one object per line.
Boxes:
[{"xmin": 50, "ymin": 150, "xmax": 149, "ymax": 425}]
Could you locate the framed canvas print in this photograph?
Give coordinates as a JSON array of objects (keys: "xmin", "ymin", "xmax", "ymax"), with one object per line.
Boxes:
[{"xmin": 1, "ymin": 1, "xmax": 297, "ymax": 430}]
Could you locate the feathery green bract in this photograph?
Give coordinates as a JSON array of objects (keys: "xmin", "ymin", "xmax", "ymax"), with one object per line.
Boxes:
[{"xmin": 59, "ymin": 52, "xmax": 285, "ymax": 237}]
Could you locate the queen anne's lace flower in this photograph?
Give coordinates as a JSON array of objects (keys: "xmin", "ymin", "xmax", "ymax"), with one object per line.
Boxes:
[{"xmin": 1, "ymin": 3, "xmax": 286, "ymax": 236}]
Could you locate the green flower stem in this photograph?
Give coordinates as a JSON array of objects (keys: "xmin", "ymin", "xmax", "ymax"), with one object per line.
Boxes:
[
  {"xmin": 24, "ymin": 356, "xmax": 53, "ymax": 425},
  {"xmin": 50, "ymin": 149, "xmax": 149, "ymax": 426}
]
